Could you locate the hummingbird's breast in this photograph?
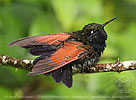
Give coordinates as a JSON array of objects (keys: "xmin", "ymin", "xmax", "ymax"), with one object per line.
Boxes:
[{"xmin": 72, "ymin": 44, "xmax": 101, "ymax": 72}]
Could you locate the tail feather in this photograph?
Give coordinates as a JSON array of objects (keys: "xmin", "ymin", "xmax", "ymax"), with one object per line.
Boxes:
[
  {"xmin": 62, "ymin": 66, "xmax": 73, "ymax": 88},
  {"xmin": 52, "ymin": 68, "xmax": 63, "ymax": 83}
]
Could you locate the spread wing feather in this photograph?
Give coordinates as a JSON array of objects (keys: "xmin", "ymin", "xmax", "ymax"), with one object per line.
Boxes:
[
  {"xmin": 28, "ymin": 41, "xmax": 86, "ymax": 76},
  {"xmin": 29, "ymin": 45, "xmax": 56, "ymax": 56},
  {"xmin": 8, "ymin": 33, "xmax": 70, "ymax": 47}
]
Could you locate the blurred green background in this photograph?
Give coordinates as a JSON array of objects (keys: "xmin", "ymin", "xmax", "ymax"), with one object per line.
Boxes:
[{"xmin": 0, "ymin": 0, "xmax": 136, "ymax": 100}]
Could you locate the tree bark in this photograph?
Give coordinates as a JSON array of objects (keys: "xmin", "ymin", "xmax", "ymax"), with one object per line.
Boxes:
[{"xmin": 0, "ymin": 55, "xmax": 136, "ymax": 74}]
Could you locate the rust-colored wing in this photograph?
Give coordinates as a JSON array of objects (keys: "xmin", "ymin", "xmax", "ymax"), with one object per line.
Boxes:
[
  {"xmin": 8, "ymin": 33, "xmax": 70, "ymax": 47},
  {"xmin": 28, "ymin": 41, "xmax": 86, "ymax": 76}
]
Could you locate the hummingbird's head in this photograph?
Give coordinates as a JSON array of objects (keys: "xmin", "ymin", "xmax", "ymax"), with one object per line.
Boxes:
[{"xmin": 81, "ymin": 17, "xmax": 116, "ymax": 53}]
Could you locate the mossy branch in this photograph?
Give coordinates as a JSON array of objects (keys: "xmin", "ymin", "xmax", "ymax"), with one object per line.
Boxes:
[{"xmin": 0, "ymin": 55, "xmax": 136, "ymax": 74}]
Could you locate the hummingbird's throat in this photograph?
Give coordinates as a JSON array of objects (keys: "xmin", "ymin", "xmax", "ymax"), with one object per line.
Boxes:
[{"xmin": 82, "ymin": 29, "xmax": 107, "ymax": 53}]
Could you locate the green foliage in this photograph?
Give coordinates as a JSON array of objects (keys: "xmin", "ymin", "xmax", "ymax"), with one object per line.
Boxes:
[{"xmin": 0, "ymin": 0, "xmax": 136, "ymax": 99}]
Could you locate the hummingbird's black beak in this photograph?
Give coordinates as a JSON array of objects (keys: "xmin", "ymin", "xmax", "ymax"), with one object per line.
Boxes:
[{"xmin": 102, "ymin": 17, "xmax": 117, "ymax": 28}]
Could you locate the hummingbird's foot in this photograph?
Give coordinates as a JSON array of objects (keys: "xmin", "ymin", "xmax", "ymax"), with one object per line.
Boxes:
[{"xmin": 114, "ymin": 58, "xmax": 123, "ymax": 73}]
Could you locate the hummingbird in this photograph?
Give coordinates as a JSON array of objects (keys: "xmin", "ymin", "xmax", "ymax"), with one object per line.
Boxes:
[{"xmin": 9, "ymin": 17, "xmax": 116, "ymax": 88}]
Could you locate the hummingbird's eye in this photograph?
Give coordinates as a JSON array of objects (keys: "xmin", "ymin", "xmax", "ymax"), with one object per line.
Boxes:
[{"xmin": 91, "ymin": 30, "xmax": 94, "ymax": 34}]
